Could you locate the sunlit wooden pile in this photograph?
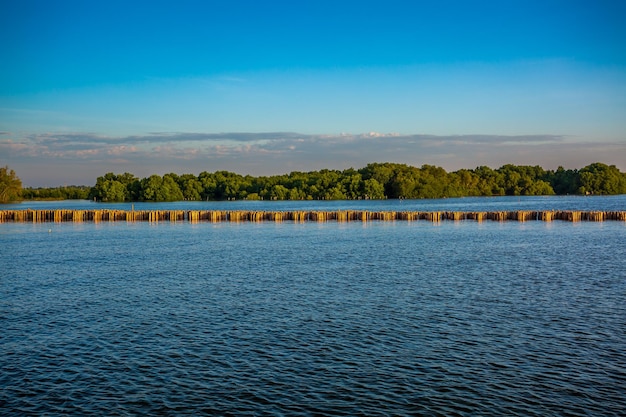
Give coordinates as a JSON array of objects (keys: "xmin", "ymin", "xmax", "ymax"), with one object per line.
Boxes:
[{"xmin": 1, "ymin": 209, "xmax": 625, "ymax": 223}]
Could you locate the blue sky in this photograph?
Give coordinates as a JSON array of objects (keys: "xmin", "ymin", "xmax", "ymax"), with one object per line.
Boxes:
[{"xmin": 1, "ymin": 0, "xmax": 625, "ymax": 186}]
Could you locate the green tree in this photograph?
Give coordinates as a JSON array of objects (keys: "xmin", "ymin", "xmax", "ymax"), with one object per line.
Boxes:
[
  {"xmin": 212, "ymin": 171, "xmax": 245, "ymax": 200},
  {"xmin": 547, "ymin": 166, "xmax": 579, "ymax": 195},
  {"xmin": 311, "ymin": 169, "xmax": 343, "ymax": 199},
  {"xmin": 473, "ymin": 166, "xmax": 505, "ymax": 195},
  {"xmin": 140, "ymin": 174, "xmax": 183, "ymax": 201},
  {"xmin": 324, "ymin": 185, "xmax": 347, "ymax": 200},
  {"xmin": 363, "ymin": 178, "xmax": 385, "ymax": 199},
  {"xmin": 414, "ymin": 164, "xmax": 449, "ymax": 198},
  {"xmin": 0, "ymin": 165, "xmax": 22, "ymax": 203},
  {"xmin": 100, "ymin": 180, "xmax": 127, "ymax": 201},
  {"xmin": 578, "ymin": 163, "xmax": 626, "ymax": 195},
  {"xmin": 391, "ymin": 171, "xmax": 417, "ymax": 198},
  {"xmin": 89, "ymin": 172, "xmax": 139, "ymax": 201},
  {"xmin": 270, "ymin": 184, "xmax": 289, "ymax": 200},
  {"xmin": 198, "ymin": 171, "xmax": 218, "ymax": 200},
  {"xmin": 22, "ymin": 185, "xmax": 90, "ymax": 200},
  {"xmin": 162, "ymin": 174, "xmax": 185, "ymax": 201},
  {"xmin": 288, "ymin": 187, "xmax": 307, "ymax": 200},
  {"xmin": 494, "ymin": 165, "xmax": 555, "ymax": 196},
  {"xmin": 341, "ymin": 171, "xmax": 363, "ymax": 199},
  {"xmin": 359, "ymin": 162, "xmax": 405, "ymax": 197},
  {"xmin": 176, "ymin": 174, "xmax": 203, "ymax": 200},
  {"xmin": 449, "ymin": 169, "xmax": 481, "ymax": 196}
]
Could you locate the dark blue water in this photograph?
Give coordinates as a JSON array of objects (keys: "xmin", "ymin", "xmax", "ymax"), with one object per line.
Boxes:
[{"xmin": 2, "ymin": 201, "xmax": 626, "ymax": 415}]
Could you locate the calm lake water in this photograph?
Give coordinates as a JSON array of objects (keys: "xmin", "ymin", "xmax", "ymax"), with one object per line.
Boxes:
[
  {"xmin": 4, "ymin": 194, "xmax": 626, "ymax": 212},
  {"xmin": 1, "ymin": 197, "xmax": 625, "ymax": 415}
]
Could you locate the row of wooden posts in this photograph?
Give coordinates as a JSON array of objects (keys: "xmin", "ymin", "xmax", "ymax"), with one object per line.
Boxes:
[{"xmin": 1, "ymin": 209, "xmax": 625, "ymax": 223}]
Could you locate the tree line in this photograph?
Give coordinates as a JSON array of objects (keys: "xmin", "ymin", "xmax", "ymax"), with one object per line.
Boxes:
[
  {"xmin": 3, "ymin": 162, "xmax": 624, "ymax": 203},
  {"xmin": 85, "ymin": 162, "xmax": 625, "ymax": 202},
  {"xmin": 21, "ymin": 185, "xmax": 91, "ymax": 201}
]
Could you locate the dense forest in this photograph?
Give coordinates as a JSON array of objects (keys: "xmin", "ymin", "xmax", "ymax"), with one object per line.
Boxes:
[
  {"xmin": 13, "ymin": 162, "xmax": 626, "ymax": 202},
  {"xmin": 21, "ymin": 185, "xmax": 91, "ymax": 201}
]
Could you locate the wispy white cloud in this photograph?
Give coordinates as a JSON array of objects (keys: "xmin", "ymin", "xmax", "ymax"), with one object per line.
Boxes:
[
  {"xmin": 3, "ymin": 130, "xmax": 623, "ymax": 186},
  {"xmin": 0, "ymin": 131, "xmax": 588, "ymax": 160}
]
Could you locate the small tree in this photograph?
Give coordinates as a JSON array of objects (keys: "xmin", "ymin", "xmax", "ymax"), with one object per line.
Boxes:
[
  {"xmin": 0, "ymin": 165, "xmax": 22, "ymax": 203},
  {"xmin": 89, "ymin": 173, "xmax": 131, "ymax": 202}
]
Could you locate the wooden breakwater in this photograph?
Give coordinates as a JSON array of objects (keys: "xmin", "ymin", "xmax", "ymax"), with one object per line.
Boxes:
[{"xmin": 1, "ymin": 209, "xmax": 625, "ymax": 223}]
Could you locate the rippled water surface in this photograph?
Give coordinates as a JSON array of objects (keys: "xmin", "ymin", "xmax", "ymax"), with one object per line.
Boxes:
[
  {"xmin": 2, "ymin": 217, "xmax": 626, "ymax": 415},
  {"xmin": 6, "ymin": 193, "xmax": 626, "ymax": 212}
]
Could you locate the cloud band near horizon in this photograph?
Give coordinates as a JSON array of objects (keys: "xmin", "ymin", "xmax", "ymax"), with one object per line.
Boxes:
[{"xmin": 1, "ymin": 131, "xmax": 624, "ymax": 187}]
